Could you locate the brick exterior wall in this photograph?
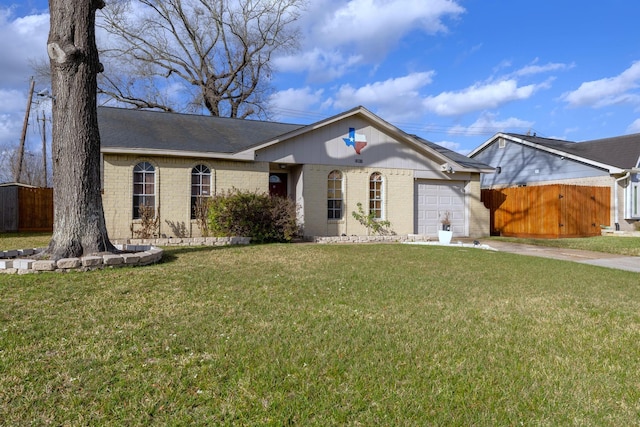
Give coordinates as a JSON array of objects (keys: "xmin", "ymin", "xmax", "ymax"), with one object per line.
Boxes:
[
  {"xmin": 467, "ymin": 177, "xmax": 490, "ymax": 237},
  {"xmin": 103, "ymin": 155, "xmax": 490, "ymax": 239},
  {"xmin": 301, "ymin": 164, "xmax": 432, "ymax": 237},
  {"xmin": 102, "ymin": 154, "xmax": 269, "ymax": 239}
]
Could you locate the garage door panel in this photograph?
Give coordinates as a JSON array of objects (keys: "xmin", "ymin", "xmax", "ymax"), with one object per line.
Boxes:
[{"xmin": 415, "ymin": 181, "xmax": 465, "ymax": 236}]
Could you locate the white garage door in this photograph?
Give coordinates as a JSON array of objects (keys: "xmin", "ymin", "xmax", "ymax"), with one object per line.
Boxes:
[{"xmin": 415, "ymin": 181, "xmax": 466, "ymax": 236}]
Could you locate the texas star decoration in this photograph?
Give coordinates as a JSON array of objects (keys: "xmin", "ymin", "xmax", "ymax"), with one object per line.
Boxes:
[{"xmin": 343, "ymin": 128, "xmax": 367, "ymax": 154}]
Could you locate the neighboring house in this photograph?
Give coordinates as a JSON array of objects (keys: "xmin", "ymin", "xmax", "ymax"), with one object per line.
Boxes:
[
  {"xmin": 469, "ymin": 133, "xmax": 640, "ymax": 232},
  {"xmin": 98, "ymin": 106, "xmax": 493, "ymax": 240}
]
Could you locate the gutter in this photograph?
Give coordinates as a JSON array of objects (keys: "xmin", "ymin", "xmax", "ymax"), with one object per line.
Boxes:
[
  {"xmin": 614, "ymin": 172, "xmax": 631, "ymax": 230},
  {"xmin": 100, "ymin": 147, "xmax": 255, "ymax": 161}
]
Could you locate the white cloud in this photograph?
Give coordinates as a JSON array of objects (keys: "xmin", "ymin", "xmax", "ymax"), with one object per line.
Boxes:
[
  {"xmin": 435, "ymin": 139, "xmax": 465, "ymax": 153},
  {"xmin": 448, "ymin": 112, "xmax": 534, "ymax": 137},
  {"xmin": 0, "ymin": 8, "xmax": 49, "ymax": 87},
  {"xmin": 276, "ymin": 0, "xmax": 464, "ymax": 82},
  {"xmin": 627, "ymin": 118, "xmax": 640, "ymax": 134},
  {"xmin": 332, "ymin": 71, "xmax": 435, "ymax": 120},
  {"xmin": 0, "ymin": 89, "xmax": 29, "ymax": 114},
  {"xmin": 269, "ymin": 87, "xmax": 326, "ymax": 118},
  {"xmin": 562, "ymin": 61, "xmax": 640, "ymax": 108},
  {"xmin": 514, "ymin": 59, "xmax": 573, "ymax": 77},
  {"xmin": 423, "ymin": 78, "xmax": 551, "ymax": 116},
  {"xmin": 0, "ymin": 113, "xmax": 22, "ymax": 146},
  {"xmin": 317, "ymin": 0, "xmax": 463, "ymax": 48},
  {"xmin": 274, "ymin": 48, "xmax": 363, "ymax": 82}
]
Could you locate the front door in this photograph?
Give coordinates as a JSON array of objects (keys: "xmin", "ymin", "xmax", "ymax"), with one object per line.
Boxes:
[{"xmin": 269, "ymin": 173, "xmax": 288, "ymax": 198}]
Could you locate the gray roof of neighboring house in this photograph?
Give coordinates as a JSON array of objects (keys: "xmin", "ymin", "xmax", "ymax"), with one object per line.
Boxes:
[
  {"xmin": 98, "ymin": 106, "xmax": 305, "ymax": 154},
  {"xmin": 505, "ymin": 132, "xmax": 640, "ymax": 169},
  {"xmin": 414, "ymin": 136, "xmax": 493, "ymax": 170}
]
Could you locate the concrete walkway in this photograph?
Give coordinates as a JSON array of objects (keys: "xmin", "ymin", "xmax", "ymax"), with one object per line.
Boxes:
[{"xmin": 480, "ymin": 240, "xmax": 640, "ymax": 273}]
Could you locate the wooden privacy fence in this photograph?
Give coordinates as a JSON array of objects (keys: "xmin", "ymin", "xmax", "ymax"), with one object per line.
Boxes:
[{"xmin": 482, "ymin": 185, "xmax": 610, "ymax": 238}]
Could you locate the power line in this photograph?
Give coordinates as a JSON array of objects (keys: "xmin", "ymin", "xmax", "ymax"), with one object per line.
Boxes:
[{"xmin": 270, "ymin": 106, "xmax": 542, "ymax": 138}]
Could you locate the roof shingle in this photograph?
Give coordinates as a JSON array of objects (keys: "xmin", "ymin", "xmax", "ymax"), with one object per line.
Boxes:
[
  {"xmin": 505, "ymin": 132, "xmax": 640, "ymax": 169},
  {"xmin": 98, "ymin": 107, "xmax": 304, "ymax": 154}
]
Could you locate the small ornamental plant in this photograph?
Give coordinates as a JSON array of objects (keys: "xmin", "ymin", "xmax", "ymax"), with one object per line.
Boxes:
[
  {"xmin": 352, "ymin": 202, "xmax": 393, "ymax": 236},
  {"xmin": 132, "ymin": 204, "xmax": 160, "ymax": 239},
  {"xmin": 440, "ymin": 211, "xmax": 451, "ymax": 231}
]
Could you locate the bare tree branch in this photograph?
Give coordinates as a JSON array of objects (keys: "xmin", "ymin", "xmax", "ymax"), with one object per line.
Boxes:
[{"xmin": 97, "ymin": 0, "xmax": 305, "ymax": 117}]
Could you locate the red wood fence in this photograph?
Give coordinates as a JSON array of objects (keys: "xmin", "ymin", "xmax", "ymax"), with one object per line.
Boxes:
[
  {"xmin": 481, "ymin": 185, "xmax": 610, "ymax": 238},
  {"xmin": 18, "ymin": 187, "xmax": 53, "ymax": 232}
]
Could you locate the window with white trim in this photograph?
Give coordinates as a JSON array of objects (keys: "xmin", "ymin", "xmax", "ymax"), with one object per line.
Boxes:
[
  {"xmin": 328, "ymin": 170, "xmax": 343, "ymax": 219},
  {"xmin": 369, "ymin": 172, "xmax": 383, "ymax": 219},
  {"xmin": 133, "ymin": 161, "xmax": 155, "ymax": 219},
  {"xmin": 191, "ymin": 164, "xmax": 211, "ymax": 219}
]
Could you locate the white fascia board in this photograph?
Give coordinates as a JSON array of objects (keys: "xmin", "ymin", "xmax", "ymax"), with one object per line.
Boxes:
[
  {"xmin": 467, "ymin": 133, "xmax": 503, "ymax": 157},
  {"xmin": 241, "ymin": 106, "xmax": 476, "ymax": 171},
  {"xmin": 236, "ymin": 107, "xmax": 370, "ymax": 157},
  {"xmin": 100, "ymin": 147, "xmax": 255, "ymax": 161}
]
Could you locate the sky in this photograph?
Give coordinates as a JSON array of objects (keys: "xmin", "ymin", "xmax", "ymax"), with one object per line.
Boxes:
[{"xmin": 1, "ymin": 0, "xmax": 640, "ymax": 159}]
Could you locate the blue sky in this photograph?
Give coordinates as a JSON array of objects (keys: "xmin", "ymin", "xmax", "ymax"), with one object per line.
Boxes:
[{"xmin": 1, "ymin": 0, "xmax": 640, "ymax": 158}]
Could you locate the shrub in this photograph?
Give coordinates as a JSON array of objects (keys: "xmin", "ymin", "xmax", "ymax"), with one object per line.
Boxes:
[
  {"xmin": 207, "ymin": 189, "xmax": 300, "ymax": 243},
  {"xmin": 269, "ymin": 194, "xmax": 301, "ymax": 242},
  {"xmin": 193, "ymin": 197, "xmax": 210, "ymax": 237},
  {"xmin": 351, "ymin": 202, "xmax": 393, "ymax": 235},
  {"xmin": 131, "ymin": 204, "xmax": 160, "ymax": 239}
]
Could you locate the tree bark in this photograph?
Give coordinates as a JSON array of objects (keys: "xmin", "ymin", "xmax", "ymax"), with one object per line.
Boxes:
[{"xmin": 44, "ymin": 0, "xmax": 115, "ymax": 259}]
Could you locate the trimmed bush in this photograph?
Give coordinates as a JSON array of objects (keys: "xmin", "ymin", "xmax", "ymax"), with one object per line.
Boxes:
[{"xmin": 207, "ymin": 189, "xmax": 300, "ymax": 243}]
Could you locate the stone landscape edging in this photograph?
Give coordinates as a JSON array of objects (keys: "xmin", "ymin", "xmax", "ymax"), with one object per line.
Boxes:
[
  {"xmin": 0, "ymin": 236, "xmax": 253, "ymax": 274},
  {"xmin": 0, "ymin": 244, "xmax": 163, "ymax": 275}
]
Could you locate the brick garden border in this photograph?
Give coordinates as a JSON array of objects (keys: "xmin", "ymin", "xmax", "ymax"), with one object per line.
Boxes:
[
  {"xmin": 0, "ymin": 244, "xmax": 163, "ymax": 275},
  {"xmin": 0, "ymin": 236, "xmax": 253, "ymax": 275}
]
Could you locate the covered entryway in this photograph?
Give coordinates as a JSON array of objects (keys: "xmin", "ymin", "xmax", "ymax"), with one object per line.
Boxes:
[
  {"xmin": 415, "ymin": 180, "xmax": 466, "ymax": 236},
  {"xmin": 269, "ymin": 173, "xmax": 288, "ymax": 197}
]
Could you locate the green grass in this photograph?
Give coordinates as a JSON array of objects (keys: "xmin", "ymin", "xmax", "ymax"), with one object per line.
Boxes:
[
  {"xmin": 2, "ymin": 242, "xmax": 640, "ymax": 425},
  {"xmin": 0, "ymin": 232, "xmax": 51, "ymax": 251},
  {"xmin": 488, "ymin": 235, "xmax": 640, "ymax": 256}
]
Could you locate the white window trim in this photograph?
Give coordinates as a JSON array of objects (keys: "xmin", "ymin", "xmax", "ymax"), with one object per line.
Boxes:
[
  {"xmin": 191, "ymin": 164, "xmax": 212, "ymax": 220},
  {"xmin": 626, "ymin": 177, "xmax": 640, "ymax": 219},
  {"xmin": 369, "ymin": 172, "xmax": 385, "ymax": 220},
  {"xmin": 132, "ymin": 161, "xmax": 157, "ymax": 220},
  {"xmin": 327, "ymin": 170, "xmax": 344, "ymax": 221}
]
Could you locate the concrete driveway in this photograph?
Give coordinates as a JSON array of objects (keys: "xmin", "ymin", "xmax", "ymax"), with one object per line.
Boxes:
[{"xmin": 483, "ymin": 240, "xmax": 640, "ymax": 273}]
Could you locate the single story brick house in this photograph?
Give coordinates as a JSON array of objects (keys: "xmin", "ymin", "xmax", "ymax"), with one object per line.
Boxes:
[
  {"xmin": 469, "ymin": 132, "xmax": 640, "ymax": 232},
  {"xmin": 98, "ymin": 106, "xmax": 493, "ymax": 239}
]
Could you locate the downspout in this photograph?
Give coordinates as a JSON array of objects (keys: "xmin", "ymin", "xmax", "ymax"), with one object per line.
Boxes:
[{"xmin": 614, "ymin": 172, "xmax": 630, "ymax": 230}]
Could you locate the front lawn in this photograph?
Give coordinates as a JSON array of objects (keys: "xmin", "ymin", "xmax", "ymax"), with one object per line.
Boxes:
[{"xmin": 2, "ymin": 243, "xmax": 640, "ymax": 425}]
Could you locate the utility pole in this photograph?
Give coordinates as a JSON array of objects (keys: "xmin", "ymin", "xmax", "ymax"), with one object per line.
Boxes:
[
  {"xmin": 39, "ymin": 110, "xmax": 49, "ymax": 187},
  {"xmin": 16, "ymin": 77, "xmax": 35, "ymax": 183}
]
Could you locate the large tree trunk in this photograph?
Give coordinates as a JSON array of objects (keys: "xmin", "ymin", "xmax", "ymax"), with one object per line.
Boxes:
[{"xmin": 44, "ymin": 0, "xmax": 115, "ymax": 259}]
